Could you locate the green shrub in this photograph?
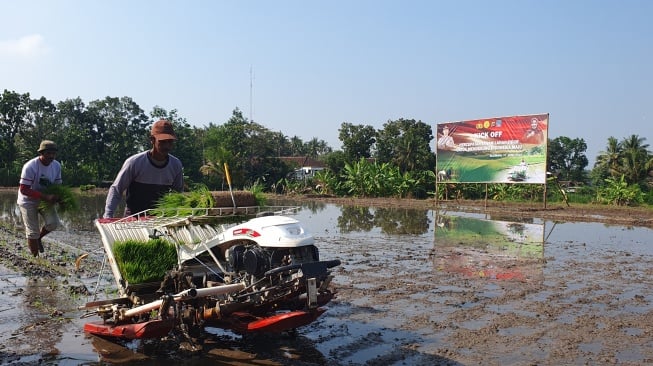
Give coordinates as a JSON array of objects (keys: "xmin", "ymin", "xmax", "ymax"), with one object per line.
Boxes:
[
  {"xmin": 597, "ymin": 175, "xmax": 643, "ymax": 206},
  {"xmin": 247, "ymin": 180, "xmax": 267, "ymax": 206},
  {"xmin": 643, "ymin": 189, "xmax": 653, "ymax": 205}
]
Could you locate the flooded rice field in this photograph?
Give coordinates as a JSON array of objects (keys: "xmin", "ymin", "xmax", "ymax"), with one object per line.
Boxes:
[{"xmin": 1, "ymin": 191, "xmax": 653, "ymax": 365}]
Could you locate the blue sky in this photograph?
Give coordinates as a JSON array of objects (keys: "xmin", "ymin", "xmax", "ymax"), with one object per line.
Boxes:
[{"xmin": 1, "ymin": 0, "xmax": 651, "ymax": 166}]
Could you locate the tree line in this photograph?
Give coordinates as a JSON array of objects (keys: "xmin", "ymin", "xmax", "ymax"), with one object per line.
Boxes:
[
  {"xmin": 0, "ymin": 90, "xmax": 435, "ymax": 196},
  {"xmin": 1, "ymin": 89, "xmax": 651, "ymax": 205}
]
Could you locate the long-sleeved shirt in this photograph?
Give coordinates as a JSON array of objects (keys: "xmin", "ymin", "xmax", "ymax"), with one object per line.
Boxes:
[{"xmin": 103, "ymin": 151, "xmax": 183, "ymax": 218}]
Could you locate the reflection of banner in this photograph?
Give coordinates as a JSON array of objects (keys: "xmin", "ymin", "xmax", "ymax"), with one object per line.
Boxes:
[
  {"xmin": 435, "ymin": 214, "xmax": 544, "ymax": 257},
  {"xmin": 436, "ymin": 113, "xmax": 548, "ymax": 184},
  {"xmin": 433, "ymin": 213, "xmax": 544, "ymax": 282}
]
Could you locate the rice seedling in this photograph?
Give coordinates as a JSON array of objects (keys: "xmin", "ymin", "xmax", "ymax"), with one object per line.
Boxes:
[
  {"xmin": 38, "ymin": 185, "xmax": 79, "ymax": 213},
  {"xmin": 153, "ymin": 186, "xmax": 215, "ymax": 216},
  {"xmin": 113, "ymin": 238, "xmax": 178, "ymax": 284}
]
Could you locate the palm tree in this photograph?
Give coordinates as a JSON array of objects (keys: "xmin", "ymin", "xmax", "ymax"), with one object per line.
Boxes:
[
  {"xmin": 199, "ymin": 161, "xmax": 226, "ymax": 189},
  {"xmin": 595, "ymin": 136, "xmax": 623, "ymax": 178},
  {"xmin": 620, "ymin": 134, "xmax": 650, "ymax": 184},
  {"xmin": 199, "ymin": 161, "xmax": 225, "ymax": 178},
  {"xmin": 394, "ymin": 134, "xmax": 417, "ymax": 172},
  {"xmin": 289, "ymin": 136, "xmax": 305, "ymax": 156},
  {"xmin": 200, "ymin": 145, "xmax": 236, "ymax": 190},
  {"xmin": 303, "ymin": 137, "xmax": 332, "ymax": 158},
  {"xmin": 648, "ymin": 155, "xmax": 653, "ymax": 179}
]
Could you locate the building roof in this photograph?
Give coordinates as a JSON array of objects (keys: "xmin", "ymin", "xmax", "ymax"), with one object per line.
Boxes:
[{"xmin": 278, "ymin": 156, "xmax": 326, "ymax": 168}]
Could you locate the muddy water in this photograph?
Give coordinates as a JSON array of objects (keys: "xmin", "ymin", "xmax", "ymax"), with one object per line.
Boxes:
[{"xmin": 1, "ymin": 192, "xmax": 653, "ymax": 365}]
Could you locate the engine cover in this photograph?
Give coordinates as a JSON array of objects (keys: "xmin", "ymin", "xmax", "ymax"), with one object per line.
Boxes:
[{"xmin": 243, "ymin": 246, "xmax": 270, "ymax": 276}]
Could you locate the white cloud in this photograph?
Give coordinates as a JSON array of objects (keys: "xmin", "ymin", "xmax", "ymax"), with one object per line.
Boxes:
[{"xmin": 0, "ymin": 34, "xmax": 50, "ymax": 58}]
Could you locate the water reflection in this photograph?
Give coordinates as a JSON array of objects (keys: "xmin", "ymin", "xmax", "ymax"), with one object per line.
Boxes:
[
  {"xmin": 372, "ymin": 207, "xmax": 431, "ymax": 235},
  {"xmin": 433, "ymin": 211, "xmax": 545, "ymax": 282},
  {"xmin": 89, "ymin": 330, "xmax": 328, "ymax": 365},
  {"xmin": 322, "ymin": 205, "xmax": 431, "ymax": 235},
  {"xmin": 0, "ymin": 190, "xmax": 120, "ymax": 234},
  {"xmin": 298, "ymin": 200, "xmax": 328, "ymax": 214},
  {"xmin": 338, "ymin": 206, "xmax": 375, "ymax": 232},
  {"xmin": 268, "ymin": 197, "xmax": 432, "ymax": 235}
]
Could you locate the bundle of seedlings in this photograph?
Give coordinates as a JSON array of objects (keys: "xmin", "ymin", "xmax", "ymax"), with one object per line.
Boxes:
[
  {"xmin": 152, "ymin": 187, "xmax": 215, "ymax": 216},
  {"xmin": 153, "ymin": 187, "xmax": 265, "ymax": 221},
  {"xmin": 38, "ymin": 184, "xmax": 79, "ymax": 213},
  {"xmin": 112, "ymin": 238, "xmax": 178, "ymax": 284}
]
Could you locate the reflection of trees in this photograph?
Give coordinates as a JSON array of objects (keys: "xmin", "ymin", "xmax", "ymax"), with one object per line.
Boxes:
[
  {"xmin": 265, "ymin": 197, "xmax": 327, "ymax": 214},
  {"xmin": 64, "ymin": 193, "xmax": 109, "ymax": 230},
  {"xmin": 507, "ymin": 223, "xmax": 525, "ymax": 236},
  {"xmin": 490, "ymin": 214, "xmax": 534, "ymax": 224},
  {"xmin": 1, "ymin": 196, "xmax": 23, "ymax": 231},
  {"xmin": 373, "ymin": 208, "xmax": 430, "ymax": 235},
  {"xmin": 337, "ymin": 206, "xmax": 375, "ymax": 233},
  {"xmin": 300, "ymin": 201, "xmax": 327, "ymax": 214},
  {"xmin": 337, "ymin": 206, "xmax": 430, "ymax": 234}
]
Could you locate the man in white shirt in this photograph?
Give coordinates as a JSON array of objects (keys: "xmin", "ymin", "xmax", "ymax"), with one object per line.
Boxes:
[{"xmin": 17, "ymin": 140, "xmax": 62, "ymax": 257}]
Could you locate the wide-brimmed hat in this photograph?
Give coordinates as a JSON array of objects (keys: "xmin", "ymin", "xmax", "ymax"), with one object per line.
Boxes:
[
  {"xmin": 38, "ymin": 140, "xmax": 58, "ymax": 153},
  {"xmin": 151, "ymin": 119, "xmax": 177, "ymax": 140}
]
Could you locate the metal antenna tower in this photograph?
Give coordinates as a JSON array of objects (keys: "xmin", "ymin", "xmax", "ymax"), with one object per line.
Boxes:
[{"xmin": 249, "ymin": 65, "xmax": 253, "ymax": 122}]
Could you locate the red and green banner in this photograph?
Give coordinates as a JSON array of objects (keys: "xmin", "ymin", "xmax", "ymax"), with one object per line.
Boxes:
[{"xmin": 436, "ymin": 113, "xmax": 548, "ymax": 184}]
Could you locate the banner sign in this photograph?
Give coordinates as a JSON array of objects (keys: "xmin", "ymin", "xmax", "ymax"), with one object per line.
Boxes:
[{"xmin": 436, "ymin": 113, "xmax": 548, "ymax": 183}]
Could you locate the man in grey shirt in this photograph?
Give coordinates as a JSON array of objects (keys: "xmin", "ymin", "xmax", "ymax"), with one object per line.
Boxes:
[{"xmin": 103, "ymin": 119, "xmax": 184, "ymax": 218}]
